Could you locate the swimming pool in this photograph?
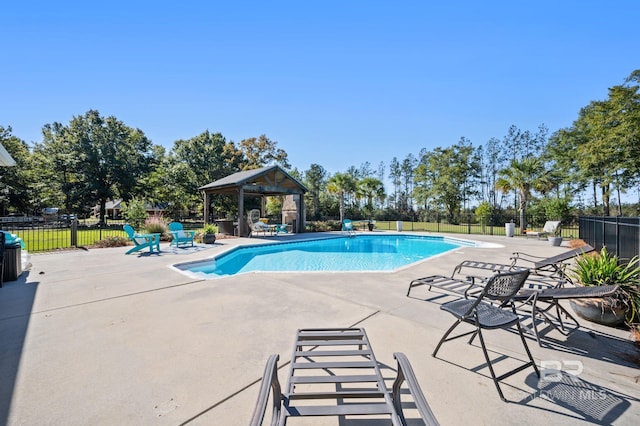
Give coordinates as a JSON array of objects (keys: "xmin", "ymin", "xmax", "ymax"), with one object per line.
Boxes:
[{"xmin": 175, "ymin": 234, "xmax": 474, "ymax": 278}]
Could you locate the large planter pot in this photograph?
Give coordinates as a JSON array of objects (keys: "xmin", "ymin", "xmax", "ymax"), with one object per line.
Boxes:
[
  {"xmin": 202, "ymin": 233, "xmax": 217, "ymax": 244},
  {"xmin": 569, "ymin": 297, "xmax": 626, "ymax": 326},
  {"xmin": 505, "ymin": 222, "xmax": 515, "ymax": 237},
  {"xmin": 548, "ymin": 236, "xmax": 563, "ymax": 246},
  {"xmin": 368, "ymin": 223, "xmax": 374, "ymax": 231}
]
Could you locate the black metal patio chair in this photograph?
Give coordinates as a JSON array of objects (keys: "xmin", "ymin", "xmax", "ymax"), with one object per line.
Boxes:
[{"xmin": 432, "ymin": 269, "xmax": 540, "ymax": 402}]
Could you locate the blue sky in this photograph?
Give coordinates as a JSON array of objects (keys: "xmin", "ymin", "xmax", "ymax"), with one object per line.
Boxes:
[{"xmin": 2, "ymin": 1, "xmax": 638, "ymax": 177}]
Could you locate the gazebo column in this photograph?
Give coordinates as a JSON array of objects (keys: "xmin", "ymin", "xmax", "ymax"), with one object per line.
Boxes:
[
  {"xmin": 238, "ymin": 187, "xmax": 245, "ymax": 236},
  {"xmin": 298, "ymin": 193, "xmax": 306, "ymax": 233},
  {"xmin": 203, "ymin": 192, "xmax": 209, "ymax": 224}
]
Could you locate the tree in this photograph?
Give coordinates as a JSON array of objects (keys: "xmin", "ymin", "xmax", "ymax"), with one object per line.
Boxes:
[
  {"xmin": 388, "ymin": 157, "xmax": 401, "ymax": 209},
  {"xmin": 121, "ymin": 197, "xmax": 148, "ymax": 229},
  {"xmin": 238, "ymin": 134, "xmax": 290, "ymax": 170},
  {"xmin": 36, "ymin": 110, "xmax": 156, "ymax": 223},
  {"xmin": 475, "ymin": 201, "xmax": 492, "ymax": 233},
  {"xmin": 0, "ymin": 126, "xmax": 34, "ymax": 215},
  {"xmin": 304, "ymin": 164, "xmax": 327, "ymax": 220},
  {"xmin": 478, "ymin": 137, "xmax": 505, "ymax": 210},
  {"xmin": 33, "ymin": 123, "xmax": 81, "ymax": 215},
  {"xmin": 356, "ymin": 177, "xmax": 386, "ymax": 219},
  {"xmin": 172, "ymin": 130, "xmax": 243, "ymax": 215},
  {"xmin": 547, "ymin": 70, "xmax": 640, "ymax": 216},
  {"xmin": 400, "ymin": 154, "xmax": 417, "ymax": 213},
  {"xmin": 327, "ymin": 172, "xmax": 357, "ymax": 223},
  {"xmin": 420, "ymin": 139, "xmax": 480, "ymax": 224},
  {"xmin": 495, "ymin": 157, "xmax": 547, "ymax": 232}
]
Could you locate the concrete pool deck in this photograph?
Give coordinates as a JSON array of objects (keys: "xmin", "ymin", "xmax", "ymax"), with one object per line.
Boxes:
[{"xmin": 0, "ymin": 232, "xmax": 639, "ymax": 425}]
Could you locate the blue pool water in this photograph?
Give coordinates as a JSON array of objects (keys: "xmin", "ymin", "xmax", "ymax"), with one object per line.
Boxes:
[{"xmin": 176, "ymin": 235, "xmax": 472, "ymax": 278}]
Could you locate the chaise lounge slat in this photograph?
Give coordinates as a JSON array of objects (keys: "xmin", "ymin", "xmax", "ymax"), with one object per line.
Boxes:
[
  {"xmin": 296, "ymin": 328, "xmax": 366, "ymax": 339},
  {"xmin": 292, "ymin": 361, "xmax": 376, "ymax": 369},
  {"xmin": 284, "ymin": 403, "xmax": 394, "ymax": 417},
  {"xmin": 288, "ymin": 391, "xmax": 386, "ymax": 400},
  {"xmin": 407, "ymin": 275, "xmax": 483, "ymax": 298},
  {"xmin": 290, "ymin": 374, "xmax": 381, "ymax": 384},
  {"xmin": 295, "ymin": 338, "xmax": 369, "ymax": 346},
  {"xmin": 295, "ymin": 349, "xmax": 370, "ymax": 357}
]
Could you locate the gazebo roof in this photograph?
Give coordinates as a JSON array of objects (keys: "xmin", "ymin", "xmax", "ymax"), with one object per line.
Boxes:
[
  {"xmin": 0, "ymin": 142, "xmax": 16, "ymax": 167},
  {"xmin": 199, "ymin": 165, "xmax": 308, "ymax": 195}
]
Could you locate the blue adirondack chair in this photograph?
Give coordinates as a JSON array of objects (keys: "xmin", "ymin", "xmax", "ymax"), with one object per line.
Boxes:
[
  {"xmin": 168, "ymin": 222, "xmax": 196, "ymax": 247},
  {"xmin": 123, "ymin": 224, "xmax": 161, "ymax": 254},
  {"xmin": 342, "ymin": 219, "xmax": 355, "ymax": 235}
]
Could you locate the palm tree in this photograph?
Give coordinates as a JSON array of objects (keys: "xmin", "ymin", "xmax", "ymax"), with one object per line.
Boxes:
[
  {"xmin": 356, "ymin": 177, "xmax": 386, "ymax": 220},
  {"xmin": 495, "ymin": 158, "xmax": 547, "ymax": 233},
  {"xmin": 327, "ymin": 172, "xmax": 357, "ymax": 223}
]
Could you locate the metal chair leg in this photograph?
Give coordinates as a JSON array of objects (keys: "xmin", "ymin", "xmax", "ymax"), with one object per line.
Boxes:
[
  {"xmin": 475, "ymin": 325, "xmax": 507, "ymax": 401},
  {"xmin": 433, "ymin": 319, "xmax": 463, "ymax": 357}
]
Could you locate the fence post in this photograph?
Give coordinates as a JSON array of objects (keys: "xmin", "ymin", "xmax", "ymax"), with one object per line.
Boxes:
[
  {"xmin": 467, "ymin": 214, "xmax": 471, "ymax": 234},
  {"xmin": 601, "ymin": 216, "xmax": 604, "ymax": 250},
  {"xmin": 71, "ymin": 219, "xmax": 78, "ymax": 247},
  {"xmin": 616, "ymin": 216, "xmax": 620, "ymax": 257}
]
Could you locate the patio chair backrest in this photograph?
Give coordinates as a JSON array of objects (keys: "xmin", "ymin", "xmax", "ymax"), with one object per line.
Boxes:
[
  {"xmin": 123, "ymin": 224, "xmax": 136, "ymax": 239},
  {"xmin": 168, "ymin": 222, "xmax": 184, "ymax": 232},
  {"xmin": 483, "ymin": 269, "xmax": 531, "ymax": 302},
  {"xmin": 248, "ymin": 209, "xmax": 261, "ymax": 224},
  {"xmin": 543, "ymin": 221, "xmax": 561, "ymax": 233}
]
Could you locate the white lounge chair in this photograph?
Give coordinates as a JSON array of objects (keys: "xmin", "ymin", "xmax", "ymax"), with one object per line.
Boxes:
[{"xmin": 525, "ymin": 220, "xmax": 561, "ymax": 239}]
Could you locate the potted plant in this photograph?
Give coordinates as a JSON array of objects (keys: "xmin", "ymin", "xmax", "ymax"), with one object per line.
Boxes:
[
  {"xmin": 202, "ymin": 223, "xmax": 217, "ymax": 244},
  {"xmin": 569, "ymin": 247, "xmax": 640, "ymax": 326},
  {"xmin": 367, "ymin": 219, "xmax": 374, "ymax": 232}
]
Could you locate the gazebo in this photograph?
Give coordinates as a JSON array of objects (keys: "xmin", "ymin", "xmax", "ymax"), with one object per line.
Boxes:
[{"xmin": 199, "ymin": 165, "xmax": 308, "ymax": 237}]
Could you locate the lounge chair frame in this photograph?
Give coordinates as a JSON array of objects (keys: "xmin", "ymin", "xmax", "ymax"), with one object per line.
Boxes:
[
  {"xmin": 250, "ymin": 327, "xmax": 439, "ymax": 425},
  {"xmin": 510, "ymin": 244, "xmax": 595, "ymax": 282},
  {"xmin": 408, "ymin": 256, "xmax": 617, "ymax": 346}
]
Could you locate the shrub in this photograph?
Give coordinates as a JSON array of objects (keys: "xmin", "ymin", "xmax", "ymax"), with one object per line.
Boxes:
[
  {"xmin": 203, "ymin": 223, "xmax": 218, "ymax": 234},
  {"xmin": 305, "ymin": 221, "xmax": 340, "ymax": 232},
  {"xmin": 475, "ymin": 201, "xmax": 492, "ymax": 231},
  {"xmin": 144, "ymin": 215, "xmax": 168, "ymax": 237},
  {"xmin": 94, "ymin": 236, "xmax": 130, "ymax": 248}
]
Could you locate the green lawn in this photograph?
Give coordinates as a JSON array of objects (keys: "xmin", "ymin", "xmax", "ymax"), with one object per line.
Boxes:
[
  {"xmin": 373, "ymin": 220, "xmax": 577, "ymax": 238},
  {"xmin": 13, "ymin": 228, "xmax": 128, "ymax": 252}
]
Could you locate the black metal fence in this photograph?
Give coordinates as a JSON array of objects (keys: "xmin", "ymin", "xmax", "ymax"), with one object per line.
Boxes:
[
  {"xmin": 9, "ymin": 214, "xmax": 624, "ymax": 254},
  {"xmin": 1, "ymin": 219, "xmax": 206, "ymax": 253},
  {"xmin": 0, "ymin": 221, "xmax": 129, "ymax": 253},
  {"xmin": 579, "ymin": 216, "xmax": 640, "ymax": 260}
]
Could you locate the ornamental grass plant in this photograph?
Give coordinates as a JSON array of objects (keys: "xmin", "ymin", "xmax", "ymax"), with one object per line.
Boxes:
[
  {"xmin": 571, "ymin": 247, "xmax": 640, "ymax": 325},
  {"xmin": 144, "ymin": 215, "xmax": 169, "ymax": 238}
]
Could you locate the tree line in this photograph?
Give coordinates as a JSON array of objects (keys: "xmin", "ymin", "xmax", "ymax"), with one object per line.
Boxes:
[{"xmin": 1, "ymin": 70, "xmax": 638, "ymax": 229}]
